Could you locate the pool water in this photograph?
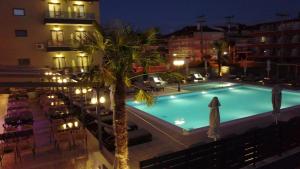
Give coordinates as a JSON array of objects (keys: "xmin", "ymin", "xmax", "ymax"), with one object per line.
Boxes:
[
  {"xmin": 182, "ymin": 81, "xmax": 237, "ymax": 92},
  {"xmin": 127, "ymin": 84, "xmax": 300, "ymax": 131}
]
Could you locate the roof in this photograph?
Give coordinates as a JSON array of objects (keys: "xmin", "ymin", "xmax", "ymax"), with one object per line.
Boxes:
[
  {"xmin": 248, "ymin": 18, "xmax": 300, "ymax": 29},
  {"xmin": 164, "ymin": 25, "xmax": 222, "ymax": 38}
]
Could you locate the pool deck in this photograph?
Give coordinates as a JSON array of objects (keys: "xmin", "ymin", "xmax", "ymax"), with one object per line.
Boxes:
[{"xmin": 126, "ymin": 82, "xmax": 300, "ymax": 168}]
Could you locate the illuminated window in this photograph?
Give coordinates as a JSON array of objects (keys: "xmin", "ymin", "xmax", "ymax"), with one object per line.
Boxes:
[
  {"xmin": 261, "ymin": 36, "xmax": 266, "ymax": 43},
  {"xmin": 73, "ymin": 4, "xmax": 85, "ymax": 18},
  {"xmin": 51, "ymin": 30, "xmax": 63, "ymax": 45},
  {"xmin": 48, "ymin": 3, "xmax": 61, "ymax": 17},
  {"xmin": 13, "ymin": 8, "xmax": 25, "ymax": 16}
]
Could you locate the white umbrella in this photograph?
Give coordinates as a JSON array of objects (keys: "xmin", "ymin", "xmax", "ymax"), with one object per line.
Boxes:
[
  {"xmin": 272, "ymin": 85, "xmax": 282, "ymax": 124},
  {"xmin": 207, "ymin": 97, "xmax": 221, "ymax": 141},
  {"xmin": 243, "ymin": 59, "xmax": 247, "ymax": 76},
  {"xmin": 267, "ymin": 60, "xmax": 271, "ymax": 78}
]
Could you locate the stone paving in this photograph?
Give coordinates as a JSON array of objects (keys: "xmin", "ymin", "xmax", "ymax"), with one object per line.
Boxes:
[{"xmin": 0, "ymin": 96, "xmax": 112, "ymax": 169}]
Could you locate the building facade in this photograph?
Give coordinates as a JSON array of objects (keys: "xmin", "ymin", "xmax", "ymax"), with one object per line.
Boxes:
[
  {"xmin": 166, "ymin": 26, "xmax": 224, "ymax": 66},
  {"xmin": 0, "ymin": 0, "xmax": 100, "ymax": 70},
  {"xmin": 236, "ymin": 19, "xmax": 300, "ymax": 63}
]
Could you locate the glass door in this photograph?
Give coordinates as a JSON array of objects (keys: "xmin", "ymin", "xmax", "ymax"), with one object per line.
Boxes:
[
  {"xmin": 48, "ymin": 3, "xmax": 61, "ymax": 17},
  {"xmin": 73, "ymin": 5, "xmax": 85, "ymax": 18},
  {"xmin": 53, "ymin": 57, "xmax": 65, "ymax": 69},
  {"xmin": 74, "ymin": 31, "xmax": 87, "ymax": 43},
  {"xmin": 51, "ymin": 30, "xmax": 64, "ymax": 46}
]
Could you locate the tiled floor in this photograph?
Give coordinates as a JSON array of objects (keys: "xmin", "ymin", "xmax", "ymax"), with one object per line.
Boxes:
[{"xmin": 1, "ymin": 96, "xmax": 113, "ymax": 169}]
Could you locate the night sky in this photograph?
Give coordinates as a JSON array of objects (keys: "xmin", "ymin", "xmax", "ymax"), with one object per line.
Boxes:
[{"xmin": 100, "ymin": 0, "xmax": 300, "ymax": 34}]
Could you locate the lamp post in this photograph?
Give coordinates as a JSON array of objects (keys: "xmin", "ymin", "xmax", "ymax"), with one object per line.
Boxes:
[
  {"xmin": 173, "ymin": 59, "xmax": 185, "ymax": 92},
  {"xmin": 91, "ymin": 89, "xmax": 106, "ymax": 149}
]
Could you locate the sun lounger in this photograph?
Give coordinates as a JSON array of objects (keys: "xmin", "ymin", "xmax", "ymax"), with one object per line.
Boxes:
[{"xmin": 103, "ymin": 128, "xmax": 152, "ymax": 151}]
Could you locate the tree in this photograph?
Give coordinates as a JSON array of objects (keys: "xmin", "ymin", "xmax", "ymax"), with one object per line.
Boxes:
[
  {"xmin": 213, "ymin": 40, "xmax": 228, "ymax": 77},
  {"xmin": 81, "ymin": 21, "xmax": 162, "ymax": 169}
]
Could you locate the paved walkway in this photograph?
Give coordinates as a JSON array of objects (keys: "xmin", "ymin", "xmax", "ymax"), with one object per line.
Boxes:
[{"xmin": 1, "ymin": 95, "xmax": 112, "ymax": 169}]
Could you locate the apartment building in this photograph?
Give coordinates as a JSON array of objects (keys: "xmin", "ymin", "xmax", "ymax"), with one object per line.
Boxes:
[
  {"xmin": 0, "ymin": 0, "xmax": 100, "ymax": 71},
  {"xmin": 165, "ymin": 26, "xmax": 224, "ymax": 66},
  {"xmin": 237, "ymin": 19, "xmax": 300, "ymax": 63}
]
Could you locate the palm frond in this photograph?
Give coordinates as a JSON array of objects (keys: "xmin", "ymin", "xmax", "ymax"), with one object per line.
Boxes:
[{"xmin": 134, "ymin": 90, "xmax": 155, "ymax": 106}]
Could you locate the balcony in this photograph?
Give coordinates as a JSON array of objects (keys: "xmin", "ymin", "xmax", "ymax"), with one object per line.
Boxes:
[
  {"xmin": 46, "ymin": 40, "xmax": 82, "ymax": 52},
  {"xmin": 44, "ymin": 11, "xmax": 96, "ymax": 25}
]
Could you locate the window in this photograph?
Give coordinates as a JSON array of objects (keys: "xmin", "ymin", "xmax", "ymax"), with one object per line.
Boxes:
[
  {"xmin": 73, "ymin": 4, "xmax": 85, "ymax": 18},
  {"xmin": 15, "ymin": 30, "xmax": 28, "ymax": 37},
  {"xmin": 18, "ymin": 59, "xmax": 30, "ymax": 66},
  {"xmin": 48, "ymin": 3, "xmax": 61, "ymax": 17},
  {"xmin": 51, "ymin": 30, "xmax": 64, "ymax": 45},
  {"xmin": 13, "ymin": 8, "xmax": 25, "ymax": 16}
]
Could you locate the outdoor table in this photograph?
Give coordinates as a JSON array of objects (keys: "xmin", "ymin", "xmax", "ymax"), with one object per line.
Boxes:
[
  {"xmin": 7, "ymin": 105, "xmax": 29, "ymax": 112},
  {"xmin": 8, "ymin": 100, "xmax": 28, "ymax": 108},
  {"xmin": 5, "ymin": 110, "xmax": 33, "ymax": 126},
  {"xmin": 56, "ymin": 120, "xmax": 80, "ymax": 132},
  {"xmin": 49, "ymin": 110, "xmax": 74, "ymax": 120},
  {"xmin": 0, "ymin": 128, "xmax": 34, "ymax": 141}
]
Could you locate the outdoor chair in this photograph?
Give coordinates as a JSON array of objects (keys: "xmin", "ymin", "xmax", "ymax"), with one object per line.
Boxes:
[
  {"xmin": 50, "ymin": 119, "xmax": 65, "ymax": 142},
  {"xmin": 0, "ymin": 133, "xmax": 18, "ymax": 162},
  {"xmin": 103, "ymin": 128, "xmax": 152, "ymax": 151},
  {"xmin": 148, "ymin": 76, "xmax": 167, "ymax": 91},
  {"xmin": 17, "ymin": 137, "xmax": 35, "ymax": 161},
  {"xmin": 71, "ymin": 129, "xmax": 87, "ymax": 150},
  {"xmin": 54, "ymin": 131, "xmax": 72, "ymax": 151}
]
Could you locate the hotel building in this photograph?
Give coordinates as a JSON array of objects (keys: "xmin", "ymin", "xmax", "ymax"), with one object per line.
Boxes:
[
  {"xmin": 165, "ymin": 26, "xmax": 224, "ymax": 66},
  {"xmin": 0, "ymin": 0, "xmax": 100, "ymax": 71}
]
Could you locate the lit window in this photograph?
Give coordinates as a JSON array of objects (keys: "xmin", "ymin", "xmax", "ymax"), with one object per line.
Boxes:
[
  {"xmin": 13, "ymin": 8, "xmax": 25, "ymax": 16},
  {"xmin": 15, "ymin": 30, "xmax": 28, "ymax": 37},
  {"xmin": 261, "ymin": 36, "xmax": 266, "ymax": 43}
]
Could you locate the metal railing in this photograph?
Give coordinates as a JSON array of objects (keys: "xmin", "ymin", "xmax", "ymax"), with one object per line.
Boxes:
[
  {"xmin": 45, "ymin": 11, "xmax": 95, "ymax": 20},
  {"xmin": 47, "ymin": 40, "xmax": 85, "ymax": 48},
  {"xmin": 140, "ymin": 118, "xmax": 300, "ymax": 169}
]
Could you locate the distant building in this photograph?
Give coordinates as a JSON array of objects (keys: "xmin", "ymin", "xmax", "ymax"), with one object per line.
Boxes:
[
  {"xmin": 165, "ymin": 25, "xmax": 224, "ymax": 66},
  {"xmin": 0, "ymin": 0, "xmax": 100, "ymax": 71},
  {"xmin": 236, "ymin": 19, "xmax": 300, "ymax": 63}
]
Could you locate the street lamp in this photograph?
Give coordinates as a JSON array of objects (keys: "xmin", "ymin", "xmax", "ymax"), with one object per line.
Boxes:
[
  {"xmin": 90, "ymin": 91, "xmax": 106, "ymax": 150},
  {"xmin": 173, "ymin": 59, "xmax": 185, "ymax": 92}
]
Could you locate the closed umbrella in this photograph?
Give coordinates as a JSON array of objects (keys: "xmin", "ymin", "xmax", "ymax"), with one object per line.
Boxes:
[
  {"xmin": 272, "ymin": 85, "xmax": 282, "ymax": 124},
  {"xmin": 267, "ymin": 60, "xmax": 271, "ymax": 78},
  {"xmin": 207, "ymin": 97, "xmax": 221, "ymax": 141}
]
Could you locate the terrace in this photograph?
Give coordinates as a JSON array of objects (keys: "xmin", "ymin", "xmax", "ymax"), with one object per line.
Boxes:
[{"xmin": 1, "ymin": 75, "xmax": 300, "ymax": 169}]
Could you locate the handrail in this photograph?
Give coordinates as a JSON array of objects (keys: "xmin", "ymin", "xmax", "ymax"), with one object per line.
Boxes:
[{"xmin": 45, "ymin": 11, "xmax": 95, "ymax": 20}]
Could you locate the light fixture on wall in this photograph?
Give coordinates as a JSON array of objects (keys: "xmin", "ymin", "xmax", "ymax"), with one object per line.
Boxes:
[
  {"xmin": 53, "ymin": 25, "xmax": 61, "ymax": 31},
  {"xmin": 50, "ymin": 0, "xmax": 60, "ymax": 4},
  {"xmin": 77, "ymin": 26, "xmax": 84, "ymax": 32},
  {"xmin": 55, "ymin": 53, "xmax": 63, "ymax": 58}
]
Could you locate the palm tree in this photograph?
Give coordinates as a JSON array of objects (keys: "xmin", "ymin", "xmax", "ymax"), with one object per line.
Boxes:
[
  {"xmin": 213, "ymin": 40, "xmax": 228, "ymax": 77},
  {"xmin": 81, "ymin": 21, "xmax": 162, "ymax": 169}
]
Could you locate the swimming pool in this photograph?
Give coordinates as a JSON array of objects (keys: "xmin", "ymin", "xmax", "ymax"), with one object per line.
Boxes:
[
  {"xmin": 127, "ymin": 83, "xmax": 300, "ymax": 131},
  {"xmin": 181, "ymin": 81, "xmax": 237, "ymax": 92}
]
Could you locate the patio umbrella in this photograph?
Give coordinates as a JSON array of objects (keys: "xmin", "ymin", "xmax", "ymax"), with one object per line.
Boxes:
[
  {"xmin": 243, "ymin": 59, "xmax": 247, "ymax": 76},
  {"xmin": 272, "ymin": 85, "xmax": 282, "ymax": 124},
  {"xmin": 267, "ymin": 60, "xmax": 271, "ymax": 78},
  {"xmin": 207, "ymin": 97, "xmax": 221, "ymax": 141}
]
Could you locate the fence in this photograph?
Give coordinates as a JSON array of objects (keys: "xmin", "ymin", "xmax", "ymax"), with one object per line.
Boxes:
[{"xmin": 140, "ymin": 117, "xmax": 300, "ymax": 169}]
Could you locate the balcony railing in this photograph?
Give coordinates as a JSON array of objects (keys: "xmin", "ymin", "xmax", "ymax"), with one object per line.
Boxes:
[
  {"xmin": 47, "ymin": 40, "xmax": 83, "ymax": 52},
  {"xmin": 44, "ymin": 11, "xmax": 95, "ymax": 24}
]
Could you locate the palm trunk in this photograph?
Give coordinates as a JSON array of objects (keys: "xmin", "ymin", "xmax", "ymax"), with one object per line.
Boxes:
[
  {"xmin": 113, "ymin": 73, "xmax": 129, "ymax": 169},
  {"xmin": 217, "ymin": 51, "xmax": 221, "ymax": 77}
]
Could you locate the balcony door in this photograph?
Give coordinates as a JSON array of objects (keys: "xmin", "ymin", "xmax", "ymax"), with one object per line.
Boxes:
[
  {"xmin": 78, "ymin": 56, "xmax": 88, "ymax": 69},
  {"xmin": 74, "ymin": 31, "xmax": 87, "ymax": 43},
  {"xmin": 51, "ymin": 30, "xmax": 64, "ymax": 46},
  {"xmin": 48, "ymin": 3, "xmax": 61, "ymax": 17},
  {"xmin": 53, "ymin": 57, "xmax": 66, "ymax": 69},
  {"xmin": 73, "ymin": 4, "xmax": 85, "ymax": 18}
]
